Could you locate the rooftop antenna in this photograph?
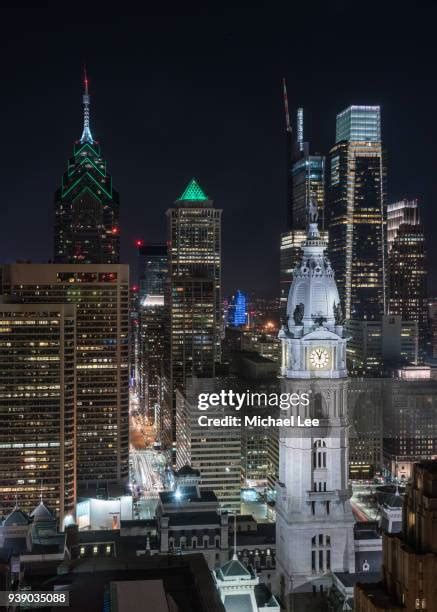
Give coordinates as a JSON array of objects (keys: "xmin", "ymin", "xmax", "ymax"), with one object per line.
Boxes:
[
  {"xmin": 297, "ymin": 107, "xmax": 304, "ymax": 152},
  {"xmin": 80, "ymin": 66, "xmax": 94, "ymax": 144},
  {"xmin": 282, "ymin": 78, "xmax": 292, "ymax": 134}
]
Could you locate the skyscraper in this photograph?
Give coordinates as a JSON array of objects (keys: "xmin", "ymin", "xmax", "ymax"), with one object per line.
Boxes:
[
  {"xmin": 387, "ymin": 199, "xmax": 428, "ymax": 351},
  {"xmin": 291, "ymin": 154, "xmax": 325, "ymax": 230},
  {"xmin": 0, "ymin": 303, "xmax": 76, "ymax": 522},
  {"xmin": 138, "ymin": 295, "xmax": 165, "ymax": 417},
  {"xmin": 2, "ymin": 264, "xmax": 130, "ymax": 486},
  {"xmin": 163, "ymin": 179, "xmax": 221, "ymax": 450},
  {"xmin": 54, "ymin": 73, "xmax": 120, "ymax": 264},
  {"xmin": 327, "ymin": 105, "xmax": 386, "ymax": 320},
  {"xmin": 280, "ymin": 101, "xmax": 326, "ymax": 313},
  {"xmin": 227, "ymin": 290, "xmax": 247, "ymax": 327},
  {"xmin": 137, "ymin": 243, "xmax": 168, "ymax": 302}
]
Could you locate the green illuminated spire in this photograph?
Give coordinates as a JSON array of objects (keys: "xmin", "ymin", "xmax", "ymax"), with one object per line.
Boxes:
[{"xmin": 179, "ymin": 178, "xmax": 208, "ymax": 201}]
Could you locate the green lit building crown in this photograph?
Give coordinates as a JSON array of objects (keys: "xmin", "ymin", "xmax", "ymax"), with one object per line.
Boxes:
[{"xmin": 54, "ymin": 76, "xmax": 120, "ymax": 264}]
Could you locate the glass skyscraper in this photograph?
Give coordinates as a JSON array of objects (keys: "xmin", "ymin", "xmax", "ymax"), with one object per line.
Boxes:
[
  {"xmin": 137, "ymin": 243, "xmax": 167, "ymax": 301},
  {"xmin": 228, "ymin": 290, "xmax": 247, "ymax": 327},
  {"xmin": 281, "ymin": 108, "xmax": 326, "ymax": 314},
  {"xmin": 327, "ymin": 105, "xmax": 386, "ymax": 320},
  {"xmin": 335, "ymin": 105, "xmax": 381, "ymax": 143},
  {"xmin": 291, "ymin": 155, "xmax": 325, "ymax": 229}
]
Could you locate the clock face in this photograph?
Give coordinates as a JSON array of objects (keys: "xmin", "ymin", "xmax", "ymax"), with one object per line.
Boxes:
[{"xmin": 309, "ymin": 347, "xmax": 330, "ymax": 369}]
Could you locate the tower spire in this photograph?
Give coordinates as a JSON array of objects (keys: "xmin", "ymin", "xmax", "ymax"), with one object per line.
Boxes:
[
  {"xmin": 282, "ymin": 78, "xmax": 292, "ymax": 134},
  {"xmin": 80, "ymin": 67, "xmax": 94, "ymax": 144}
]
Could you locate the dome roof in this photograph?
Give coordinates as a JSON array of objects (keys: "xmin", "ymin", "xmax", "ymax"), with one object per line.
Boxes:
[
  {"xmin": 287, "ymin": 223, "xmax": 341, "ymax": 330},
  {"xmin": 30, "ymin": 501, "xmax": 54, "ymax": 522}
]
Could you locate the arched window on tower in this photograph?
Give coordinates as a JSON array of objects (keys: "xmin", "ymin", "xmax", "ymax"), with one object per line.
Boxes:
[
  {"xmin": 313, "ymin": 440, "xmax": 327, "ymax": 469},
  {"xmin": 311, "ymin": 534, "xmax": 331, "ymax": 573}
]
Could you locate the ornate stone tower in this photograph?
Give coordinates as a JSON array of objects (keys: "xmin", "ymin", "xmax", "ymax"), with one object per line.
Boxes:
[{"xmin": 275, "ymin": 203, "xmax": 355, "ymax": 605}]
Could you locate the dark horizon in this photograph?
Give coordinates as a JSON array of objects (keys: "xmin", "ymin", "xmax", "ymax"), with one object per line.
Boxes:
[{"xmin": 1, "ymin": 4, "xmax": 436, "ymax": 297}]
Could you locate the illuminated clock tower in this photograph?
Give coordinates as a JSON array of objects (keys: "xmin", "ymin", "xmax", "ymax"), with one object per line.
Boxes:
[{"xmin": 275, "ymin": 202, "xmax": 355, "ymax": 605}]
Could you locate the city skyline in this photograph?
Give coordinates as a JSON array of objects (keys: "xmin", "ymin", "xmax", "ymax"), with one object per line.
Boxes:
[{"xmin": 1, "ymin": 6, "xmax": 437, "ymax": 297}]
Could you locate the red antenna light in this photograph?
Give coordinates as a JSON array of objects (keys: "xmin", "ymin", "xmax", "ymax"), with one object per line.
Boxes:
[{"xmin": 135, "ymin": 239, "xmax": 144, "ymax": 247}]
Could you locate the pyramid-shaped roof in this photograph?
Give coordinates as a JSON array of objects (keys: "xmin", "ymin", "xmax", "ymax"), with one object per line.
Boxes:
[
  {"xmin": 3, "ymin": 507, "xmax": 30, "ymax": 527},
  {"xmin": 30, "ymin": 501, "xmax": 54, "ymax": 523},
  {"xmin": 178, "ymin": 178, "xmax": 208, "ymax": 201},
  {"xmin": 217, "ymin": 557, "xmax": 252, "ymax": 581}
]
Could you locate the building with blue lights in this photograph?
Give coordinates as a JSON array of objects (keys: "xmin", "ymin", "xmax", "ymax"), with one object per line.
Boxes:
[{"xmin": 228, "ymin": 290, "xmax": 247, "ymax": 327}]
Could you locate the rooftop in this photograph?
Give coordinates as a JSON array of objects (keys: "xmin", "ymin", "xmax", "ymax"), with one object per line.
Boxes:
[
  {"xmin": 216, "ymin": 557, "xmax": 253, "ymax": 580},
  {"xmin": 175, "ymin": 465, "xmax": 201, "ymax": 477},
  {"xmin": 42, "ymin": 554, "xmax": 225, "ymax": 612},
  {"xmin": 335, "ymin": 571, "xmax": 381, "ymax": 588},
  {"xmin": 178, "ymin": 179, "xmax": 208, "ymax": 202},
  {"xmin": 235, "ymin": 523, "xmax": 276, "ymax": 546},
  {"xmin": 167, "ymin": 511, "xmax": 221, "ymax": 527},
  {"xmin": 254, "ymin": 583, "xmax": 280, "ymax": 608},
  {"xmin": 159, "ymin": 488, "xmax": 217, "ymax": 505},
  {"xmin": 355, "ymin": 581, "xmax": 400, "ymax": 608},
  {"xmin": 2, "ymin": 507, "xmax": 30, "ymax": 527}
]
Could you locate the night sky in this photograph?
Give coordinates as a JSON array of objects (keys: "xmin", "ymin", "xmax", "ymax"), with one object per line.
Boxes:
[{"xmin": 0, "ymin": 4, "xmax": 436, "ymax": 297}]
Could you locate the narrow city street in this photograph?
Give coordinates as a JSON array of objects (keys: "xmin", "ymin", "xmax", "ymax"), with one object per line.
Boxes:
[{"xmin": 129, "ymin": 388, "xmax": 169, "ymax": 518}]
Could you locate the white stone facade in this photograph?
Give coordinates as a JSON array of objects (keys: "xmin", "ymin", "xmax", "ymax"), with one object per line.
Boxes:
[{"xmin": 275, "ymin": 218, "xmax": 356, "ymax": 600}]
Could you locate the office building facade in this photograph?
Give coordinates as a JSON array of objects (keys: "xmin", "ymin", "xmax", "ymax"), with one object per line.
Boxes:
[
  {"xmin": 2, "ymin": 264, "xmax": 129, "ymax": 485},
  {"xmin": 137, "ymin": 243, "xmax": 167, "ymax": 302},
  {"xmin": 355, "ymin": 461, "xmax": 437, "ymax": 611},
  {"xmin": 227, "ymin": 290, "xmax": 248, "ymax": 327},
  {"xmin": 346, "ymin": 315, "xmax": 418, "ymax": 376},
  {"xmin": 0, "ymin": 303, "xmax": 76, "ymax": 522},
  {"xmin": 138, "ymin": 295, "xmax": 165, "ymax": 416},
  {"xmin": 327, "ymin": 105, "xmax": 386, "ymax": 320},
  {"xmin": 281, "ymin": 107, "xmax": 326, "ymax": 317},
  {"xmin": 383, "ymin": 368, "xmax": 437, "ymax": 481},
  {"xmin": 164, "ymin": 179, "xmax": 221, "ymax": 450},
  {"xmin": 176, "ymin": 378, "xmax": 241, "ymax": 513},
  {"xmin": 54, "ymin": 75, "xmax": 120, "ymax": 264},
  {"xmin": 291, "ymin": 154, "xmax": 325, "ymax": 230},
  {"xmin": 387, "ymin": 199, "xmax": 428, "ymax": 352}
]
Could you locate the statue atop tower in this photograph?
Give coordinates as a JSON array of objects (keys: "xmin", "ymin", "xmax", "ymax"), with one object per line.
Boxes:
[
  {"xmin": 279, "ymin": 199, "xmax": 347, "ymax": 378},
  {"xmin": 275, "ymin": 202, "xmax": 355, "ymax": 604}
]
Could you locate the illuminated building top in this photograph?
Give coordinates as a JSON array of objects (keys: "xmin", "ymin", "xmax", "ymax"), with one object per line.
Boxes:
[
  {"xmin": 336, "ymin": 105, "xmax": 381, "ymax": 143},
  {"xmin": 279, "ymin": 200, "xmax": 347, "ymax": 379},
  {"xmin": 80, "ymin": 68, "xmax": 94, "ymax": 145},
  {"xmin": 286, "ymin": 203, "xmax": 341, "ymax": 333},
  {"xmin": 54, "ymin": 73, "xmax": 120, "ymax": 264},
  {"xmin": 178, "ymin": 178, "xmax": 208, "ymax": 202}
]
